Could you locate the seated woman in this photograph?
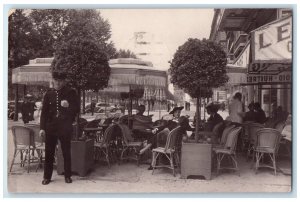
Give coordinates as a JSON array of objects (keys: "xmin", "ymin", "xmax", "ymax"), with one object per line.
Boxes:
[
  {"xmin": 204, "ymin": 103, "xmax": 224, "ymax": 132},
  {"xmin": 148, "ymin": 116, "xmax": 193, "ymax": 170},
  {"xmin": 131, "ymin": 105, "xmax": 154, "ymax": 141}
]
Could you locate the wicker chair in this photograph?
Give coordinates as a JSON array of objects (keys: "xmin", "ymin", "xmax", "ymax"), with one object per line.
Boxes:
[
  {"xmin": 118, "ymin": 123, "xmax": 143, "ymax": 165},
  {"xmin": 254, "ymin": 128, "xmax": 282, "ymax": 175},
  {"xmin": 25, "ymin": 123, "xmax": 45, "ymax": 171},
  {"xmin": 10, "ymin": 126, "xmax": 39, "ymax": 173},
  {"xmin": 246, "ymin": 122, "xmax": 265, "ymax": 160},
  {"xmin": 213, "ymin": 124, "xmax": 236, "ymax": 150},
  {"xmin": 214, "ymin": 127, "xmax": 242, "ymax": 176},
  {"xmin": 94, "ymin": 124, "xmax": 117, "ymax": 167},
  {"xmin": 151, "ymin": 126, "xmax": 182, "ymax": 177}
]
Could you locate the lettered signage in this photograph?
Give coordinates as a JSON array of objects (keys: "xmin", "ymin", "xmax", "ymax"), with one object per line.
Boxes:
[
  {"xmin": 252, "ymin": 16, "xmax": 292, "ymax": 62},
  {"xmin": 246, "ymin": 72, "xmax": 292, "ymax": 84}
]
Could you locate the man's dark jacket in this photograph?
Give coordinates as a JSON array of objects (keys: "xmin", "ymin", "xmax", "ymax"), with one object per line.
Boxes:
[{"xmin": 40, "ymin": 86, "xmax": 79, "ymax": 137}]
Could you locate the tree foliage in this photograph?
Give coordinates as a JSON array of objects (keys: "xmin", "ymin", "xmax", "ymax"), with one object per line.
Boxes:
[
  {"xmin": 169, "ymin": 38, "xmax": 228, "ymax": 98},
  {"xmin": 29, "ymin": 9, "xmax": 117, "ymax": 59},
  {"xmin": 169, "ymin": 38, "xmax": 228, "ymax": 141},
  {"xmin": 51, "ymin": 37, "xmax": 110, "ymax": 92},
  {"xmin": 8, "ymin": 9, "xmax": 37, "ymax": 69},
  {"xmin": 113, "ymin": 49, "xmax": 137, "ymax": 59}
]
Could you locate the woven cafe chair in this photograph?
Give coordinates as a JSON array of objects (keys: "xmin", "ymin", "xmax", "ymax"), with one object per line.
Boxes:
[
  {"xmin": 94, "ymin": 124, "xmax": 118, "ymax": 167},
  {"xmin": 10, "ymin": 126, "xmax": 39, "ymax": 173},
  {"xmin": 151, "ymin": 126, "xmax": 182, "ymax": 177},
  {"xmin": 214, "ymin": 127, "xmax": 242, "ymax": 176},
  {"xmin": 213, "ymin": 124, "xmax": 236, "ymax": 150},
  {"xmin": 25, "ymin": 123, "xmax": 45, "ymax": 171},
  {"xmin": 254, "ymin": 128, "xmax": 281, "ymax": 175},
  {"xmin": 117, "ymin": 123, "xmax": 143, "ymax": 166},
  {"xmin": 246, "ymin": 122, "xmax": 265, "ymax": 160}
]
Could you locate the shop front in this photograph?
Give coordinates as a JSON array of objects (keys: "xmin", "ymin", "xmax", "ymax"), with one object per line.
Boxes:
[{"xmin": 248, "ymin": 16, "xmax": 292, "ymax": 116}]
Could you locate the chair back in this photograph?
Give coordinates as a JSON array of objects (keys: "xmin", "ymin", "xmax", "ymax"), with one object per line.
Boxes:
[
  {"xmin": 224, "ymin": 127, "xmax": 242, "ymax": 153},
  {"xmin": 248, "ymin": 122, "xmax": 265, "ymax": 144},
  {"xmin": 101, "ymin": 124, "xmax": 117, "ymax": 146},
  {"xmin": 212, "ymin": 121, "xmax": 224, "ymax": 135},
  {"xmin": 220, "ymin": 125, "xmax": 236, "ymax": 145},
  {"xmin": 274, "ymin": 121, "xmax": 285, "ymax": 133},
  {"xmin": 164, "ymin": 126, "xmax": 181, "ymax": 152},
  {"xmin": 25, "ymin": 123, "xmax": 43, "ymax": 144},
  {"xmin": 11, "ymin": 126, "xmax": 35, "ymax": 148},
  {"xmin": 117, "ymin": 123, "xmax": 134, "ymax": 144},
  {"xmin": 256, "ymin": 128, "xmax": 281, "ymax": 153}
]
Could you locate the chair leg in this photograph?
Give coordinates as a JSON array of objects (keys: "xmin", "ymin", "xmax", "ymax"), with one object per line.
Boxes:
[
  {"xmin": 9, "ymin": 149, "xmax": 17, "ymax": 172},
  {"xmin": 272, "ymin": 153, "xmax": 277, "ymax": 175},
  {"xmin": 216, "ymin": 153, "xmax": 221, "ymax": 176},
  {"xmin": 170, "ymin": 153, "xmax": 175, "ymax": 177},
  {"xmin": 152, "ymin": 152, "xmax": 159, "ymax": 175},
  {"xmin": 26, "ymin": 150, "xmax": 30, "ymax": 173},
  {"xmin": 106, "ymin": 148, "xmax": 110, "ymax": 168}
]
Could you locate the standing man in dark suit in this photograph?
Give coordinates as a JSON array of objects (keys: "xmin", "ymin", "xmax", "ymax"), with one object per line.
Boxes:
[{"xmin": 39, "ymin": 71, "xmax": 79, "ymax": 185}]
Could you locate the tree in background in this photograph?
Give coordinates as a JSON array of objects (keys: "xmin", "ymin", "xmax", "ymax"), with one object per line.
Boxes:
[
  {"xmin": 169, "ymin": 38, "xmax": 228, "ymax": 141},
  {"xmin": 113, "ymin": 49, "xmax": 137, "ymax": 59},
  {"xmin": 29, "ymin": 9, "xmax": 117, "ymax": 59}
]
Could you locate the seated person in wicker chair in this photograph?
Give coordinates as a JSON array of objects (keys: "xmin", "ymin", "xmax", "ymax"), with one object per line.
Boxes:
[
  {"xmin": 204, "ymin": 103, "xmax": 224, "ymax": 131},
  {"xmin": 131, "ymin": 105, "xmax": 154, "ymax": 141},
  {"xmin": 147, "ymin": 116, "xmax": 193, "ymax": 170}
]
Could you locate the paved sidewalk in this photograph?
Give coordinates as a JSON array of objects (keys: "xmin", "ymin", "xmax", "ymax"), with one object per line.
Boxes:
[{"xmin": 5, "ymin": 111, "xmax": 292, "ymax": 195}]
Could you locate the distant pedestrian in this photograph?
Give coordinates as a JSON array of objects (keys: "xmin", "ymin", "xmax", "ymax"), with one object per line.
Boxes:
[
  {"xmin": 20, "ymin": 96, "xmax": 31, "ymax": 124},
  {"xmin": 90, "ymin": 100, "xmax": 96, "ymax": 116},
  {"xmin": 29, "ymin": 97, "xmax": 37, "ymax": 121}
]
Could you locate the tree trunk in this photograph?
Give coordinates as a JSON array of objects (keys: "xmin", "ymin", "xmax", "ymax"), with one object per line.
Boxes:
[
  {"xmin": 82, "ymin": 90, "xmax": 86, "ymax": 114},
  {"xmin": 13, "ymin": 84, "xmax": 19, "ymax": 121},
  {"xmin": 75, "ymin": 88, "xmax": 81, "ymax": 141},
  {"xmin": 195, "ymin": 96, "xmax": 200, "ymax": 142}
]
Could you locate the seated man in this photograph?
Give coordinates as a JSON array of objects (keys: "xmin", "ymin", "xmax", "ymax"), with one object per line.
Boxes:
[{"xmin": 131, "ymin": 105, "xmax": 154, "ymax": 141}]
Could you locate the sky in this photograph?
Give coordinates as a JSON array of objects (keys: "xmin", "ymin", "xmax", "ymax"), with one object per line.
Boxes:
[{"xmin": 99, "ymin": 9, "xmax": 214, "ymax": 70}]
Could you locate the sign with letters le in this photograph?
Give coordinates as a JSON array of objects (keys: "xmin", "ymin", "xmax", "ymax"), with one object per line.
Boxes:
[
  {"xmin": 249, "ymin": 16, "xmax": 292, "ymax": 74},
  {"xmin": 251, "ymin": 16, "xmax": 292, "ymax": 63}
]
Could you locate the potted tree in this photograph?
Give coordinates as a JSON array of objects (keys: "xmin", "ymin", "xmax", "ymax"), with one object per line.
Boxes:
[{"xmin": 169, "ymin": 38, "xmax": 228, "ymax": 179}]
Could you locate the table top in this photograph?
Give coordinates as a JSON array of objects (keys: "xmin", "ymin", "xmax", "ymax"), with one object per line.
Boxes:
[{"xmin": 83, "ymin": 127, "xmax": 104, "ymax": 132}]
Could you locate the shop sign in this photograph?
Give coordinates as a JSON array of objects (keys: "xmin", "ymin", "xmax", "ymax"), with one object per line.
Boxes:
[
  {"xmin": 251, "ymin": 16, "xmax": 292, "ymax": 63},
  {"xmin": 248, "ymin": 63, "xmax": 291, "ymax": 74},
  {"xmin": 246, "ymin": 72, "xmax": 292, "ymax": 84}
]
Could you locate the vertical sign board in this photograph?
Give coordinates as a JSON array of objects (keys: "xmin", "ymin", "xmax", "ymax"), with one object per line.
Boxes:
[{"xmin": 249, "ymin": 16, "xmax": 292, "ymax": 74}]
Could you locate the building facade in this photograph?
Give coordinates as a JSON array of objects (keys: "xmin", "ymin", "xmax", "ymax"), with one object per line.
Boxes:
[{"xmin": 209, "ymin": 8, "xmax": 292, "ymax": 116}]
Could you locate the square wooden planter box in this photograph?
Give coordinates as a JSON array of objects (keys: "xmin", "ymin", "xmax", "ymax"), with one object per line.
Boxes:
[
  {"xmin": 57, "ymin": 139, "xmax": 94, "ymax": 177},
  {"xmin": 180, "ymin": 141, "xmax": 212, "ymax": 180}
]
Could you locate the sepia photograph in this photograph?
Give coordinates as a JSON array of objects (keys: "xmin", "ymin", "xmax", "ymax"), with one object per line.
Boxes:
[{"xmin": 5, "ymin": 4, "xmax": 293, "ymax": 195}]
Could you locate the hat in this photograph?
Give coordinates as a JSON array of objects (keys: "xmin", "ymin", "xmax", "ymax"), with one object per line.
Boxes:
[
  {"xmin": 52, "ymin": 71, "xmax": 67, "ymax": 80},
  {"xmin": 169, "ymin": 106, "xmax": 184, "ymax": 114}
]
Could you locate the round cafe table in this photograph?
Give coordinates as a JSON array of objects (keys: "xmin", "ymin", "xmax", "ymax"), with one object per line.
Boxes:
[{"xmin": 83, "ymin": 124, "xmax": 108, "ymax": 142}]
